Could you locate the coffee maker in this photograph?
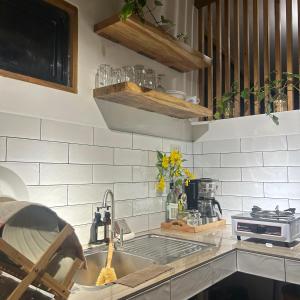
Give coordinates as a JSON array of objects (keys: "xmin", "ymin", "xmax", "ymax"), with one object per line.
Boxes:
[{"xmin": 185, "ymin": 178, "xmax": 222, "ymax": 224}]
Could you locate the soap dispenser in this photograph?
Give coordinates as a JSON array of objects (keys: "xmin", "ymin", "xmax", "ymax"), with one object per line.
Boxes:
[
  {"xmin": 103, "ymin": 207, "xmax": 111, "ymax": 244},
  {"xmin": 96, "ymin": 207, "xmax": 105, "ymax": 243}
]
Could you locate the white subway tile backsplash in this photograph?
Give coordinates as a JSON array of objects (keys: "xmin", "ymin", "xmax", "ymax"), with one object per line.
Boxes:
[
  {"xmin": 222, "ymin": 210, "xmax": 242, "ymax": 224},
  {"xmin": 114, "ymin": 200, "xmax": 133, "ymax": 218},
  {"xmin": 221, "ymin": 152, "xmax": 263, "ymax": 167},
  {"xmin": 133, "ymin": 134, "xmax": 162, "ymax": 151},
  {"xmin": 288, "ymin": 200, "xmax": 300, "ymax": 212},
  {"xmin": 74, "ymin": 224, "xmax": 91, "ymax": 246},
  {"xmin": 222, "ymin": 182, "xmax": 264, "ymax": 197},
  {"xmin": 242, "ymin": 167, "xmax": 287, "ymax": 182},
  {"xmin": 264, "ymin": 183, "xmax": 300, "ymax": 199},
  {"xmin": 162, "ymin": 139, "xmax": 187, "ymax": 153},
  {"xmin": 149, "ymin": 212, "xmax": 165, "ymax": 229},
  {"xmin": 7, "ymin": 138, "xmax": 68, "ymax": 163},
  {"xmin": 27, "ymin": 185, "xmax": 67, "ymax": 207},
  {"xmin": 68, "ymin": 184, "xmax": 113, "ymax": 205},
  {"xmin": 69, "ymin": 144, "xmax": 113, "ymax": 165},
  {"xmin": 193, "ymin": 142, "xmax": 203, "ymax": 155},
  {"xmin": 40, "ymin": 164, "xmax": 92, "ymax": 185},
  {"xmin": 289, "ymin": 167, "xmax": 300, "ymax": 182},
  {"xmin": 132, "ymin": 166, "xmax": 157, "ymax": 182},
  {"xmin": 216, "ymin": 196, "xmax": 243, "ymax": 211},
  {"xmin": 132, "ymin": 197, "xmax": 162, "ymax": 215},
  {"xmin": 186, "ymin": 142, "xmax": 193, "ymax": 155},
  {"xmin": 114, "ymin": 182, "xmax": 148, "ymax": 200},
  {"xmin": 183, "ymin": 154, "xmax": 193, "ymax": 168},
  {"xmin": 287, "ymin": 135, "xmax": 300, "ymax": 150},
  {"xmin": 194, "ymin": 154, "xmax": 220, "ymax": 167},
  {"xmin": 193, "ymin": 168, "xmax": 203, "ymax": 178},
  {"xmin": 94, "ymin": 127, "xmax": 132, "ymax": 149},
  {"xmin": 52, "ymin": 204, "xmax": 92, "ymax": 226},
  {"xmin": 242, "ymin": 197, "xmax": 289, "ymax": 212},
  {"xmin": 93, "ymin": 165, "xmax": 132, "ymax": 183},
  {"xmin": 203, "ymin": 139, "xmax": 240, "ymax": 154},
  {"xmin": 0, "ymin": 162, "xmax": 39, "ymax": 185},
  {"xmin": 41, "ymin": 120, "xmax": 93, "ymax": 145},
  {"xmin": 0, "ymin": 137, "xmax": 6, "ymax": 161},
  {"xmin": 263, "ymin": 151, "xmax": 300, "ymax": 166},
  {"xmin": 241, "ymin": 136, "xmax": 287, "ymax": 152},
  {"xmin": 125, "ymin": 215, "xmax": 149, "ymax": 233},
  {"xmin": 114, "ymin": 149, "xmax": 148, "ymax": 166},
  {"xmin": 148, "ymin": 151, "xmax": 157, "ymax": 166},
  {"xmin": 0, "ymin": 112, "xmax": 40, "ymax": 139},
  {"xmin": 203, "ymin": 168, "xmax": 241, "ymax": 181}
]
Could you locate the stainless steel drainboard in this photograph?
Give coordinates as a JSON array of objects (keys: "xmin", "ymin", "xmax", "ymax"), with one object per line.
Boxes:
[{"xmin": 121, "ymin": 234, "xmax": 214, "ymax": 264}]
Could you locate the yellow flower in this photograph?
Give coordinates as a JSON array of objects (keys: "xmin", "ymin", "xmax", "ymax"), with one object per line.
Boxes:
[
  {"xmin": 162, "ymin": 155, "xmax": 169, "ymax": 169},
  {"xmin": 185, "ymin": 179, "xmax": 191, "ymax": 186},
  {"xmin": 184, "ymin": 168, "xmax": 195, "ymax": 179},
  {"xmin": 170, "ymin": 150, "xmax": 182, "ymax": 166},
  {"xmin": 174, "ymin": 169, "xmax": 181, "ymax": 177},
  {"xmin": 156, "ymin": 176, "xmax": 165, "ymax": 192}
]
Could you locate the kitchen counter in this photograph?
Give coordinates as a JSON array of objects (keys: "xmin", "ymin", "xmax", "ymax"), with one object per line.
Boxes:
[{"xmin": 70, "ymin": 225, "xmax": 300, "ymax": 300}]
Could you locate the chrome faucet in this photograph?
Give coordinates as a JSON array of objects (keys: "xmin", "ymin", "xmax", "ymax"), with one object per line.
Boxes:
[{"xmin": 102, "ymin": 189, "xmax": 115, "ymax": 242}]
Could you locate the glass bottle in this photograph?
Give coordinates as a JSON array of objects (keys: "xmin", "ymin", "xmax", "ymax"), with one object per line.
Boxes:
[
  {"xmin": 273, "ymin": 92, "xmax": 287, "ymax": 112},
  {"xmin": 165, "ymin": 182, "xmax": 178, "ymax": 222},
  {"xmin": 156, "ymin": 74, "xmax": 166, "ymax": 92}
]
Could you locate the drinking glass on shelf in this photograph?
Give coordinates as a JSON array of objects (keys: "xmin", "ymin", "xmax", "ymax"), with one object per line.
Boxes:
[
  {"xmin": 155, "ymin": 74, "xmax": 166, "ymax": 92},
  {"xmin": 134, "ymin": 64, "xmax": 146, "ymax": 87},
  {"xmin": 122, "ymin": 65, "xmax": 135, "ymax": 82},
  {"xmin": 111, "ymin": 68, "xmax": 122, "ymax": 84},
  {"xmin": 99, "ymin": 64, "xmax": 111, "ymax": 87},
  {"xmin": 95, "ymin": 69, "xmax": 100, "ymax": 88},
  {"xmin": 145, "ymin": 68, "xmax": 156, "ymax": 89}
]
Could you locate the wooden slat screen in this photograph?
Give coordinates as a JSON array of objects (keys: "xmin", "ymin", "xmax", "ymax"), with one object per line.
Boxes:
[
  {"xmin": 196, "ymin": 0, "xmax": 299, "ymax": 119},
  {"xmin": 198, "ymin": 7, "xmax": 205, "ymax": 108}
]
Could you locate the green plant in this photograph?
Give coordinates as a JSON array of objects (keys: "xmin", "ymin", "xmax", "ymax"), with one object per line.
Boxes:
[
  {"xmin": 120, "ymin": 0, "xmax": 174, "ymax": 26},
  {"xmin": 214, "ymin": 72, "xmax": 300, "ymax": 125}
]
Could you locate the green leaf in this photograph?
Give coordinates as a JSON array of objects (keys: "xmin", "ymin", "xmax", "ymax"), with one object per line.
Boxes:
[
  {"xmin": 154, "ymin": 0, "xmax": 163, "ymax": 6},
  {"xmin": 120, "ymin": 2, "xmax": 134, "ymax": 21},
  {"xmin": 160, "ymin": 15, "xmax": 174, "ymax": 25},
  {"xmin": 270, "ymin": 114, "xmax": 279, "ymax": 125},
  {"xmin": 214, "ymin": 112, "xmax": 221, "ymax": 120},
  {"xmin": 157, "ymin": 151, "xmax": 163, "ymax": 160},
  {"xmin": 241, "ymin": 89, "xmax": 249, "ymax": 99}
]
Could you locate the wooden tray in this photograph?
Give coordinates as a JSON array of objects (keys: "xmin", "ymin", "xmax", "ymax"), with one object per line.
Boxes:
[{"xmin": 161, "ymin": 219, "xmax": 226, "ymax": 233}]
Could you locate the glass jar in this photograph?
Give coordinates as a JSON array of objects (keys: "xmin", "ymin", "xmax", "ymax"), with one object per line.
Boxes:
[
  {"xmin": 134, "ymin": 65, "xmax": 146, "ymax": 87},
  {"xmin": 122, "ymin": 65, "xmax": 135, "ymax": 82},
  {"xmin": 99, "ymin": 64, "xmax": 111, "ymax": 87},
  {"xmin": 165, "ymin": 182, "xmax": 178, "ymax": 222},
  {"xmin": 273, "ymin": 93, "xmax": 287, "ymax": 112},
  {"xmin": 224, "ymin": 100, "xmax": 235, "ymax": 119}
]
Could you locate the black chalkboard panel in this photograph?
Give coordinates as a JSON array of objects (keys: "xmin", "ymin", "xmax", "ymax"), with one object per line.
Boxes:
[{"xmin": 0, "ymin": 0, "xmax": 70, "ymax": 86}]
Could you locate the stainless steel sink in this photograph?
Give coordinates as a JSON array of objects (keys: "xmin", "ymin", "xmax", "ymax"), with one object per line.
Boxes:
[
  {"xmin": 75, "ymin": 249, "xmax": 154, "ymax": 286},
  {"xmin": 120, "ymin": 234, "xmax": 214, "ymax": 265}
]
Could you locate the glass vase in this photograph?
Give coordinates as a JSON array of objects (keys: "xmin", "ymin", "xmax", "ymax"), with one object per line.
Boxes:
[
  {"xmin": 273, "ymin": 93, "xmax": 288, "ymax": 112},
  {"xmin": 223, "ymin": 101, "xmax": 235, "ymax": 119},
  {"xmin": 165, "ymin": 182, "xmax": 178, "ymax": 222}
]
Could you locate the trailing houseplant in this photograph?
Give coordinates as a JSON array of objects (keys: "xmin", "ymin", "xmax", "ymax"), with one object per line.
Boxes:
[
  {"xmin": 120, "ymin": 0, "xmax": 188, "ymax": 41},
  {"xmin": 214, "ymin": 72, "xmax": 300, "ymax": 125}
]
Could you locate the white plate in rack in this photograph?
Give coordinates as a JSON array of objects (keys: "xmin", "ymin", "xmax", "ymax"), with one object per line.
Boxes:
[{"xmin": 0, "ymin": 166, "xmax": 29, "ymax": 201}]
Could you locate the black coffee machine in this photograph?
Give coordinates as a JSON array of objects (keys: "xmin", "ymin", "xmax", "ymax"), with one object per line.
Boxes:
[{"xmin": 185, "ymin": 178, "xmax": 222, "ymax": 223}]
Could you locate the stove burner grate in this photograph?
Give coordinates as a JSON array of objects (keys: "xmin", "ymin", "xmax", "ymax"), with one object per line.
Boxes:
[{"xmin": 250, "ymin": 205, "xmax": 296, "ymax": 219}]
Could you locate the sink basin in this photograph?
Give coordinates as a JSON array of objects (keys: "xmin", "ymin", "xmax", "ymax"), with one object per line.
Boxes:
[{"xmin": 75, "ymin": 249, "xmax": 154, "ymax": 286}]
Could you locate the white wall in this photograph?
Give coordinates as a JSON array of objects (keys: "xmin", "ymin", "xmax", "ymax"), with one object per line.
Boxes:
[
  {"xmin": 193, "ymin": 111, "xmax": 300, "ymax": 224},
  {"xmin": 0, "ymin": 0, "xmax": 198, "ymax": 130}
]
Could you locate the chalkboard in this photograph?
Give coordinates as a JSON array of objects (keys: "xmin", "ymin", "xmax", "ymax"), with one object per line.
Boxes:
[{"xmin": 0, "ymin": 0, "xmax": 71, "ymax": 86}]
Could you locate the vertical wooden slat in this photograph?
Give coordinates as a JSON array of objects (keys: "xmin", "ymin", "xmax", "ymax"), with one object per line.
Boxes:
[
  {"xmin": 207, "ymin": 3, "xmax": 213, "ymax": 114},
  {"xmin": 286, "ymin": 0, "xmax": 294, "ymax": 110},
  {"xmin": 224, "ymin": 0, "xmax": 231, "ymax": 93},
  {"xmin": 263, "ymin": 0, "xmax": 270, "ymax": 107},
  {"xmin": 216, "ymin": 0, "xmax": 222, "ymax": 102},
  {"xmin": 253, "ymin": 0, "xmax": 260, "ymax": 115},
  {"xmin": 198, "ymin": 7, "xmax": 205, "ymax": 107},
  {"xmin": 275, "ymin": 0, "xmax": 282, "ymax": 81},
  {"xmin": 243, "ymin": 0, "xmax": 250, "ymax": 115},
  {"xmin": 233, "ymin": 0, "xmax": 240, "ymax": 117}
]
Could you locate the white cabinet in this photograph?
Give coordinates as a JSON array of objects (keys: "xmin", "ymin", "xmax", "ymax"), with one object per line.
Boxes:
[
  {"xmin": 127, "ymin": 281, "xmax": 171, "ymax": 300},
  {"xmin": 237, "ymin": 251, "xmax": 285, "ymax": 281},
  {"xmin": 285, "ymin": 259, "xmax": 300, "ymax": 285},
  {"xmin": 212, "ymin": 251, "xmax": 237, "ymax": 284}
]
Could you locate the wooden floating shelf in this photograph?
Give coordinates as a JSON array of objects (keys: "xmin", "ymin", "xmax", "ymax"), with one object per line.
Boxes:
[
  {"xmin": 94, "ymin": 82, "xmax": 213, "ymax": 119},
  {"xmin": 94, "ymin": 15, "xmax": 212, "ymax": 73}
]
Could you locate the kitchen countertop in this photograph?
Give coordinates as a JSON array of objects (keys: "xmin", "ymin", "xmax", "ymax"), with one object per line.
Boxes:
[{"xmin": 69, "ymin": 225, "xmax": 300, "ymax": 300}]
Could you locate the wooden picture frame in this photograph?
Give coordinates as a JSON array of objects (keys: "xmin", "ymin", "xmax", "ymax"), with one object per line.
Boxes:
[{"xmin": 0, "ymin": 0, "xmax": 78, "ymax": 93}]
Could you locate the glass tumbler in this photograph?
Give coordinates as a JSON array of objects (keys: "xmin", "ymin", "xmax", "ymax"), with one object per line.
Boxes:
[
  {"xmin": 122, "ymin": 66, "xmax": 135, "ymax": 82},
  {"xmin": 156, "ymin": 74, "xmax": 166, "ymax": 92},
  {"xmin": 145, "ymin": 68, "xmax": 156, "ymax": 89},
  {"xmin": 99, "ymin": 64, "xmax": 111, "ymax": 87},
  {"xmin": 134, "ymin": 65, "xmax": 146, "ymax": 87},
  {"xmin": 111, "ymin": 68, "xmax": 122, "ymax": 84}
]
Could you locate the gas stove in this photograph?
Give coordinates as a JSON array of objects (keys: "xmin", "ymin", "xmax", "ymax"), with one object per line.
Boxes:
[{"xmin": 232, "ymin": 206, "xmax": 300, "ymax": 245}]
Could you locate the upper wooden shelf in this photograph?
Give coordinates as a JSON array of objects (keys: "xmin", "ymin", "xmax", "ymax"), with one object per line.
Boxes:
[
  {"xmin": 94, "ymin": 82, "xmax": 213, "ymax": 119},
  {"xmin": 94, "ymin": 15, "xmax": 212, "ymax": 73}
]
